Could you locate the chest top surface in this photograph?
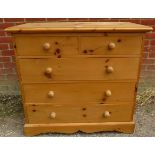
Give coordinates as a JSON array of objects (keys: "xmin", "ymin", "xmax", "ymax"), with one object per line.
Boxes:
[{"xmin": 5, "ymin": 22, "xmax": 152, "ymax": 33}]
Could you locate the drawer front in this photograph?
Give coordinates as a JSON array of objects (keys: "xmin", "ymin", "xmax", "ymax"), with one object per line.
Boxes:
[
  {"xmin": 23, "ymin": 82, "xmax": 136, "ymax": 104},
  {"xmin": 15, "ymin": 36, "xmax": 78, "ymax": 56},
  {"xmin": 18, "ymin": 57, "xmax": 140, "ymax": 82},
  {"xmin": 79, "ymin": 34, "xmax": 142, "ymax": 55},
  {"xmin": 15, "ymin": 34, "xmax": 142, "ymax": 56},
  {"xmin": 26, "ymin": 104, "xmax": 133, "ymax": 123}
]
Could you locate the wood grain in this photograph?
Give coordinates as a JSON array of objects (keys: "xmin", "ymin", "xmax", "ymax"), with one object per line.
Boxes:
[
  {"xmin": 5, "ymin": 22, "xmax": 152, "ymax": 136},
  {"xmin": 15, "ymin": 35, "xmax": 78, "ymax": 56},
  {"xmin": 18, "ymin": 57, "xmax": 140, "ymax": 82},
  {"xmin": 23, "ymin": 82, "xmax": 136, "ymax": 104},
  {"xmin": 26, "ymin": 104, "xmax": 133, "ymax": 124},
  {"xmin": 5, "ymin": 22, "xmax": 153, "ymax": 33},
  {"xmin": 79, "ymin": 35, "xmax": 142, "ymax": 55},
  {"xmin": 14, "ymin": 33, "xmax": 142, "ymax": 56},
  {"xmin": 24, "ymin": 122, "xmax": 135, "ymax": 136}
]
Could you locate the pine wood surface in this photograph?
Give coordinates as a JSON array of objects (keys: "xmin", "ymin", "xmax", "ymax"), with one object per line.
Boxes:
[
  {"xmin": 14, "ymin": 33, "xmax": 142, "ymax": 56},
  {"xmin": 5, "ymin": 22, "xmax": 153, "ymax": 33},
  {"xmin": 24, "ymin": 122, "xmax": 135, "ymax": 136},
  {"xmin": 18, "ymin": 57, "xmax": 140, "ymax": 82},
  {"xmin": 23, "ymin": 82, "xmax": 136, "ymax": 104},
  {"xmin": 5, "ymin": 22, "xmax": 153, "ymax": 136},
  {"xmin": 26, "ymin": 104, "xmax": 133, "ymax": 124}
]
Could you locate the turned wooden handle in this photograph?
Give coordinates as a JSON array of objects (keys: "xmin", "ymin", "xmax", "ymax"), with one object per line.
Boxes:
[
  {"xmin": 48, "ymin": 91, "xmax": 54, "ymax": 98},
  {"xmin": 45, "ymin": 67, "xmax": 53, "ymax": 74},
  {"xmin": 105, "ymin": 90, "xmax": 112, "ymax": 97},
  {"xmin": 43, "ymin": 42, "xmax": 51, "ymax": 50},
  {"xmin": 50, "ymin": 112, "xmax": 56, "ymax": 119},
  {"xmin": 106, "ymin": 66, "xmax": 114, "ymax": 73},
  {"xmin": 104, "ymin": 111, "xmax": 111, "ymax": 118},
  {"xmin": 108, "ymin": 42, "xmax": 116, "ymax": 50}
]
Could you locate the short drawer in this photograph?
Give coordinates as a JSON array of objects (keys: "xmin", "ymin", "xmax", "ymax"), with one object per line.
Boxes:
[
  {"xmin": 79, "ymin": 34, "xmax": 142, "ymax": 55},
  {"xmin": 23, "ymin": 82, "xmax": 136, "ymax": 104},
  {"xmin": 15, "ymin": 35, "xmax": 78, "ymax": 56},
  {"xmin": 26, "ymin": 104, "xmax": 133, "ymax": 124},
  {"xmin": 18, "ymin": 57, "xmax": 140, "ymax": 82}
]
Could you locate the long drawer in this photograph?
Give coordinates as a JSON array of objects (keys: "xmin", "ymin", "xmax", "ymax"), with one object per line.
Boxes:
[
  {"xmin": 23, "ymin": 82, "xmax": 136, "ymax": 104},
  {"xmin": 15, "ymin": 33, "xmax": 142, "ymax": 56},
  {"xmin": 26, "ymin": 104, "xmax": 133, "ymax": 124},
  {"xmin": 18, "ymin": 57, "xmax": 140, "ymax": 82}
]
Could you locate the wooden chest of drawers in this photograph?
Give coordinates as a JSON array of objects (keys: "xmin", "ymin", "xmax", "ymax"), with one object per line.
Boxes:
[{"xmin": 6, "ymin": 22, "xmax": 152, "ymax": 136}]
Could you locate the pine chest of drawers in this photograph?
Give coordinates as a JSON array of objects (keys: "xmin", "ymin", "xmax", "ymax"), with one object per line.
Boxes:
[{"xmin": 6, "ymin": 22, "xmax": 152, "ymax": 136}]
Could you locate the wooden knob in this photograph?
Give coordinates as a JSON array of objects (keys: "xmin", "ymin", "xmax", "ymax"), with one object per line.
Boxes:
[
  {"xmin": 108, "ymin": 42, "xmax": 116, "ymax": 50},
  {"xmin": 45, "ymin": 67, "xmax": 53, "ymax": 74},
  {"xmin": 43, "ymin": 43, "xmax": 51, "ymax": 50},
  {"xmin": 105, "ymin": 90, "xmax": 112, "ymax": 97},
  {"xmin": 48, "ymin": 91, "xmax": 54, "ymax": 98},
  {"xmin": 104, "ymin": 111, "xmax": 111, "ymax": 118},
  {"xmin": 106, "ymin": 66, "xmax": 114, "ymax": 73},
  {"xmin": 50, "ymin": 112, "xmax": 56, "ymax": 119}
]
